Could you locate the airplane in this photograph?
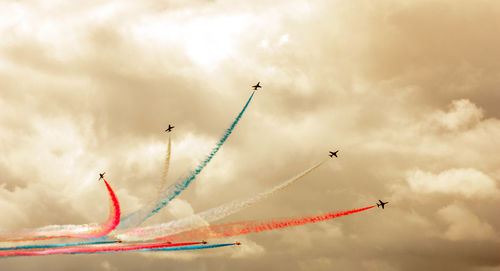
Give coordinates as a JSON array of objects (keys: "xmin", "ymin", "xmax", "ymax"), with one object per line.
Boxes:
[
  {"xmin": 202, "ymin": 240, "xmax": 207, "ymax": 244},
  {"xmin": 99, "ymin": 172, "xmax": 106, "ymax": 181},
  {"xmin": 165, "ymin": 124, "xmax": 174, "ymax": 133},
  {"xmin": 252, "ymin": 82, "xmax": 262, "ymax": 90},
  {"xmin": 329, "ymin": 150, "xmax": 339, "ymax": 158},
  {"xmin": 377, "ymin": 200, "xmax": 389, "ymax": 209},
  {"xmin": 234, "ymin": 242, "xmax": 241, "ymax": 246}
]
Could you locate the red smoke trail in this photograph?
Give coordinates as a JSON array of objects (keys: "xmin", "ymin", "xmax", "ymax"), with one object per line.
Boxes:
[
  {"xmin": 0, "ymin": 241, "xmax": 201, "ymax": 257},
  {"xmin": 70, "ymin": 178, "xmax": 121, "ymax": 239},
  {"xmin": 157, "ymin": 205, "xmax": 375, "ymax": 242},
  {"xmin": 118, "ymin": 161, "xmax": 326, "ymax": 241},
  {"xmin": 4, "ymin": 178, "xmax": 120, "ymax": 242}
]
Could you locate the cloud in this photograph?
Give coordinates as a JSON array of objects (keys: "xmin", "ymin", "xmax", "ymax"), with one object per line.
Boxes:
[
  {"xmin": 406, "ymin": 168, "xmax": 498, "ymax": 198},
  {"xmin": 438, "ymin": 204, "xmax": 496, "ymax": 241},
  {"xmin": 0, "ymin": 0, "xmax": 500, "ymax": 270},
  {"xmin": 167, "ymin": 198, "xmax": 195, "ymax": 219},
  {"xmin": 229, "ymin": 237, "xmax": 265, "ymax": 259},
  {"xmin": 432, "ymin": 99, "xmax": 484, "ymax": 131},
  {"xmin": 100, "ymin": 261, "xmax": 116, "ymax": 271}
]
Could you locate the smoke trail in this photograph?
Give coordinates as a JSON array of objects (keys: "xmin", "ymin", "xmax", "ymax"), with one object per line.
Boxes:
[
  {"xmin": 157, "ymin": 135, "xmax": 172, "ymax": 200},
  {"xmin": 0, "ymin": 240, "xmax": 118, "ymax": 251},
  {"xmin": 0, "ymin": 241, "xmax": 203, "ymax": 257},
  {"xmin": 0, "ymin": 178, "xmax": 121, "ymax": 241},
  {"xmin": 69, "ymin": 243, "xmax": 236, "ymax": 255},
  {"xmin": 70, "ymin": 178, "xmax": 121, "ymax": 239},
  {"xmin": 118, "ymin": 161, "xmax": 326, "ymax": 241},
  {"xmin": 158, "ymin": 205, "xmax": 375, "ymax": 242},
  {"xmin": 145, "ymin": 242, "xmax": 235, "ymax": 252},
  {"xmin": 118, "ymin": 91, "xmax": 256, "ymax": 230}
]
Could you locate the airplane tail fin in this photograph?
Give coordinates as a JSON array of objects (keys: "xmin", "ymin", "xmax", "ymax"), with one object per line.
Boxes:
[{"xmin": 376, "ymin": 203, "xmax": 380, "ymax": 207}]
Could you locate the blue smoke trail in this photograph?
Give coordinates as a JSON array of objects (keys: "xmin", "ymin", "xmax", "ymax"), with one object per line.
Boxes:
[
  {"xmin": 144, "ymin": 243, "xmax": 236, "ymax": 251},
  {"xmin": 0, "ymin": 240, "xmax": 118, "ymax": 251},
  {"xmin": 117, "ymin": 91, "xmax": 255, "ymax": 230},
  {"xmin": 76, "ymin": 243, "xmax": 235, "ymax": 255}
]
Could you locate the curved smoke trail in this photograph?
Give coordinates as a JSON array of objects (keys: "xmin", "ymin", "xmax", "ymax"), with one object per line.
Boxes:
[
  {"xmin": 70, "ymin": 178, "xmax": 121, "ymax": 239},
  {"xmin": 0, "ymin": 179, "xmax": 121, "ymax": 241},
  {"xmin": 0, "ymin": 241, "xmax": 204, "ymax": 257},
  {"xmin": 157, "ymin": 205, "xmax": 375, "ymax": 242},
  {"xmin": 117, "ymin": 91, "xmax": 255, "ymax": 230},
  {"xmin": 117, "ymin": 161, "xmax": 326, "ymax": 241}
]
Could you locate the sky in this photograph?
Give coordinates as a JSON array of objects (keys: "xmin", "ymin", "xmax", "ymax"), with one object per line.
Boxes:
[{"xmin": 0, "ymin": 0, "xmax": 499, "ymax": 270}]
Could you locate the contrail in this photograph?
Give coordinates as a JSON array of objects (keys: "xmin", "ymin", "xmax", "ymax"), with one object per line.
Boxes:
[
  {"xmin": 157, "ymin": 205, "xmax": 376, "ymax": 242},
  {"xmin": 117, "ymin": 161, "xmax": 326, "ymax": 241},
  {"xmin": 0, "ymin": 178, "xmax": 121, "ymax": 241},
  {"xmin": 0, "ymin": 240, "xmax": 119, "ymax": 251},
  {"xmin": 0, "ymin": 241, "xmax": 204, "ymax": 257},
  {"xmin": 157, "ymin": 135, "xmax": 172, "ymax": 200},
  {"xmin": 143, "ymin": 242, "xmax": 235, "ymax": 252},
  {"xmin": 117, "ymin": 91, "xmax": 256, "ymax": 230}
]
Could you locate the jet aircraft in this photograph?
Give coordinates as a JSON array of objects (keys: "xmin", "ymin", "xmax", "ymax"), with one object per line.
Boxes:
[
  {"xmin": 234, "ymin": 242, "xmax": 241, "ymax": 245},
  {"xmin": 99, "ymin": 172, "xmax": 106, "ymax": 181},
  {"xmin": 377, "ymin": 200, "xmax": 389, "ymax": 209},
  {"xmin": 329, "ymin": 150, "xmax": 339, "ymax": 158},
  {"xmin": 165, "ymin": 124, "xmax": 174, "ymax": 133},
  {"xmin": 252, "ymin": 82, "xmax": 262, "ymax": 90}
]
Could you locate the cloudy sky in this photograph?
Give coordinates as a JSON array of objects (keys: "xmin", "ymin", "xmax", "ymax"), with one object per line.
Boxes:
[{"xmin": 1, "ymin": 0, "xmax": 499, "ymax": 270}]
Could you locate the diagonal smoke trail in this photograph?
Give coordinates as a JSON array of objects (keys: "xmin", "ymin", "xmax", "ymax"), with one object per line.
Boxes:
[
  {"xmin": 117, "ymin": 91, "xmax": 256, "ymax": 230},
  {"xmin": 158, "ymin": 205, "xmax": 376, "ymax": 242},
  {"xmin": 117, "ymin": 161, "xmax": 326, "ymax": 241}
]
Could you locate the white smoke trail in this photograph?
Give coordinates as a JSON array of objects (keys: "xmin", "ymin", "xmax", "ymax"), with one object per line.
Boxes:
[
  {"xmin": 0, "ymin": 179, "xmax": 120, "ymax": 241},
  {"xmin": 156, "ymin": 135, "xmax": 172, "ymax": 200},
  {"xmin": 117, "ymin": 91, "xmax": 256, "ymax": 230},
  {"xmin": 116, "ymin": 160, "xmax": 325, "ymax": 241}
]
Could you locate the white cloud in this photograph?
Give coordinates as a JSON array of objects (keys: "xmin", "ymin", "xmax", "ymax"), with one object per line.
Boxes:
[
  {"xmin": 167, "ymin": 198, "xmax": 195, "ymax": 219},
  {"xmin": 229, "ymin": 237, "xmax": 265, "ymax": 258},
  {"xmin": 277, "ymin": 33, "xmax": 289, "ymax": 46},
  {"xmin": 438, "ymin": 204, "xmax": 496, "ymax": 241},
  {"xmin": 433, "ymin": 99, "xmax": 483, "ymax": 131},
  {"xmin": 100, "ymin": 261, "xmax": 116, "ymax": 271},
  {"xmin": 316, "ymin": 223, "xmax": 343, "ymax": 239},
  {"xmin": 407, "ymin": 168, "xmax": 498, "ymax": 198}
]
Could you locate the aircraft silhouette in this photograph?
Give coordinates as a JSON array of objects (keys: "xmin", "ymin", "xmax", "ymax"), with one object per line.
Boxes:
[
  {"xmin": 165, "ymin": 124, "xmax": 174, "ymax": 133},
  {"xmin": 252, "ymin": 82, "xmax": 262, "ymax": 90},
  {"xmin": 329, "ymin": 150, "xmax": 339, "ymax": 158},
  {"xmin": 377, "ymin": 200, "xmax": 389, "ymax": 209},
  {"xmin": 99, "ymin": 172, "xmax": 106, "ymax": 181}
]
